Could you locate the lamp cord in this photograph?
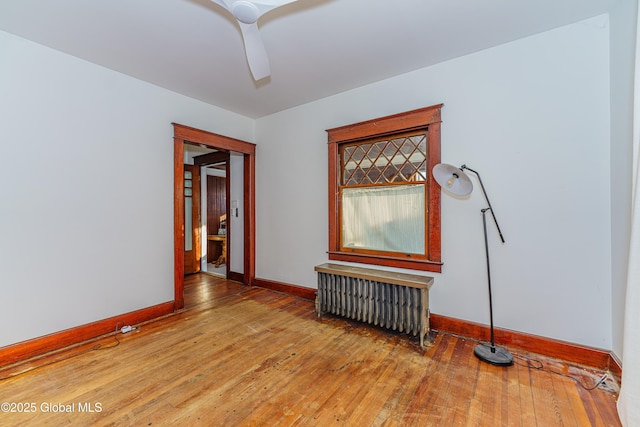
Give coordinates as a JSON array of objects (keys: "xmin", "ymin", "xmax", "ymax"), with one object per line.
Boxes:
[
  {"xmin": 512, "ymin": 352, "xmax": 608, "ymax": 391},
  {"xmin": 0, "ymin": 323, "xmax": 122, "ymax": 382},
  {"xmin": 434, "ymin": 330, "xmax": 609, "ymax": 392}
]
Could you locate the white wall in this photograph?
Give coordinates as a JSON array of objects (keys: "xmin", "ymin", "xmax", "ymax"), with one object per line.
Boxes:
[
  {"xmin": 0, "ymin": 30, "xmax": 254, "ymax": 347},
  {"xmin": 255, "ymin": 16, "xmax": 612, "ymax": 349},
  {"xmin": 0, "ymin": 14, "xmax": 619, "ymax": 352},
  {"xmin": 609, "ymin": 0, "xmax": 638, "ymax": 362}
]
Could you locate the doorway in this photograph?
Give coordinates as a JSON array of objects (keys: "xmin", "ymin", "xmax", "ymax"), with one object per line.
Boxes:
[
  {"xmin": 173, "ymin": 123, "xmax": 256, "ymax": 310},
  {"xmin": 196, "ymin": 153, "xmax": 229, "ymax": 277},
  {"xmin": 182, "ymin": 145, "xmax": 229, "ymax": 276}
]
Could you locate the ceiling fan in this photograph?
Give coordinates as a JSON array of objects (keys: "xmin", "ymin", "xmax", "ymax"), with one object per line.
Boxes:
[{"xmin": 210, "ymin": 0, "xmax": 299, "ymax": 81}]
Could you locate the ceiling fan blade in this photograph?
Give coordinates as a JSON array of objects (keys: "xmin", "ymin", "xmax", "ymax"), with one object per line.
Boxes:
[
  {"xmin": 250, "ymin": 1, "xmax": 299, "ymax": 18},
  {"xmin": 238, "ymin": 22, "xmax": 270, "ymax": 80},
  {"xmin": 209, "ymin": 0, "xmax": 300, "ymax": 80}
]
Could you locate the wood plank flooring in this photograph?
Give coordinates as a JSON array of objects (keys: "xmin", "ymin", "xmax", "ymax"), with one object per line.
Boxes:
[{"xmin": 0, "ymin": 274, "xmax": 621, "ymax": 426}]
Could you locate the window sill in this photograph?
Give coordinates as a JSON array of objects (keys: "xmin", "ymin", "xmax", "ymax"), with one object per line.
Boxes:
[{"xmin": 328, "ymin": 251, "xmax": 442, "ymax": 273}]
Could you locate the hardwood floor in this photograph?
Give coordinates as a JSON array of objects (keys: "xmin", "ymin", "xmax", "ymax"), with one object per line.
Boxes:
[{"xmin": 0, "ymin": 274, "xmax": 621, "ymax": 426}]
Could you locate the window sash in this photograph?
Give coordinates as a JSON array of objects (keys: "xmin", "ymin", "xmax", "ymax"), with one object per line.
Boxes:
[
  {"xmin": 341, "ymin": 184, "xmax": 425, "ymax": 254},
  {"xmin": 326, "ymin": 104, "xmax": 443, "ymax": 272}
]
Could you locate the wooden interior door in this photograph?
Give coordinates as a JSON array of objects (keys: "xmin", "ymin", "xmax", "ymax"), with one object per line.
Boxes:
[
  {"xmin": 207, "ymin": 175, "xmax": 227, "ymax": 263},
  {"xmin": 184, "ymin": 164, "xmax": 201, "ymax": 274}
]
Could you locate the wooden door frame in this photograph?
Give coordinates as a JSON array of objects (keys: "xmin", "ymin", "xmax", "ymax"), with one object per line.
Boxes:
[{"xmin": 173, "ymin": 123, "xmax": 256, "ymax": 310}]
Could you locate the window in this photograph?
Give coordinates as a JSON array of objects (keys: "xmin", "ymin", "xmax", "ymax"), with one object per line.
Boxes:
[{"xmin": 326, "ymin": 104, "xmax": 443, "ymax": 272}]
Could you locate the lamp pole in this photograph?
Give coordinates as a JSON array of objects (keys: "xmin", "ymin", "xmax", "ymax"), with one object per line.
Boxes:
[
  {"xmin": 461, "ymin": 165, "xmax": 504, "ymax": 243},
  {"xmin": 433, "ymin": 163, "xmax": 513, "ymax": 366},
  {"xmin": 460, "ymin": 165, "xmax": 513, "ymax": 366}
]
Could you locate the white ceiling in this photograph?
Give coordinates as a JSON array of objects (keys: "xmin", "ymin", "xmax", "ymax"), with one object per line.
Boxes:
[{"xmin": 0, "ymin": 0, "xmax": 617, "ymax": 118}]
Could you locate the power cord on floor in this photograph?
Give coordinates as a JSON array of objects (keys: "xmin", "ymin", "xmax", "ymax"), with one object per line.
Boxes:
[
  {"xmin": 433, "ymin": 330, "xmax": 609, "ymax": 392},
  {"xmin": 512, "ymin": 352, "xmax": 608, "ymax": 391},
  {"xmin": 0, "ymin": 322, "xmax": 125, "ymax": 381}
]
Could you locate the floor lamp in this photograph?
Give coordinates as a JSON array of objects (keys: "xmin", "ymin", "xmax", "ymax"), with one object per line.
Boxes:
[{"xmin": 432, "ymin": 163, "xmax": 514, "ymax": 366}]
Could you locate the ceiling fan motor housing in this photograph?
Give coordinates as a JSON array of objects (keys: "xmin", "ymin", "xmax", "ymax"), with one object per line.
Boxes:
[{"xmin": 232, "ymin": 1, "xmax": 260, "ymax": 24}]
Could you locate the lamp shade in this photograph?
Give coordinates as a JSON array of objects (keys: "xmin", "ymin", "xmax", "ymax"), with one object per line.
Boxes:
[{"xmin": 432, "ymin": 163, "xmax": 473, "ymax": 196}]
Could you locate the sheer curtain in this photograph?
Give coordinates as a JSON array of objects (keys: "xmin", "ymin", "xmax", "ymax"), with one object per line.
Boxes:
[
  {"xmin": 342, "ymin": 184, "xmax": 425, "ymax": 254},
  {"xmin": 618, "ymin": 5, "xmax": 640, "ymax": 424}
]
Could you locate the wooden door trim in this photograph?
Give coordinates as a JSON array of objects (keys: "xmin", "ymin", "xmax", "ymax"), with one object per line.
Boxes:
[
  {"xmin": 173, "ymin": 123, "xmax": 256, "ymax": 310},
  {"xmin": 183, "ymin": 164, "xmax": 201, "ymax": 274},
  {"xmin": 225, "ymin": 160, "xmax": 231, "ymax": 277}
]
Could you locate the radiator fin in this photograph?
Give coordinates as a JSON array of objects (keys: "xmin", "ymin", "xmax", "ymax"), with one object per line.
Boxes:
[{"xmin": 316, "ymin": 271, "xmax": 429, "ymax": 347}]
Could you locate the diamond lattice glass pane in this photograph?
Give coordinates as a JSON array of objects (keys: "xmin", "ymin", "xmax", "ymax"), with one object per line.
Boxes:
[
  {"xmin": 341, "ymin": 131, "xmax": 427, "ymax": 185},
  {"xmin": 415, "ymin": 135, "xmax": 427, "ymax": 152},
  {"xmin": 365, "ymin": 143, "xmax": 383, "ymax": 168},
  {"xmin": 347, "ymin": 168, "xmax": 366, "ymax": 186},
  {"xmin": 383, "ymin": 165, "xmax": 399, "ymax": 182},
  {"xmin": 342, "ymin": 146, "xmax": 355, "ymax": 164},
  {"xmin": 414, "ymin": 160, "xmax": 427, "ymax": 181},
  {"xmin": 366, "ymin": 165, "xmax": 382, "ymax": 183},
  {"xmin": 368, "ymin": 143, "xmax": 383, "ymax": 159},
  {"xmin": 400, "ymin": 138, "xmax": 416, "ymax": 156},
  {"xmin": 400, "ymin": 163, "xmax": 418, "ymax": 181},
  {"xmin": 343, "ymin": 146, "xmax": 362, "ymax": 184},
  {"xmin": 343, "ymin": 145, "xmax": 355, "ymax": 159},
  {"xmin": 353, "ymin": 145, "xmax": 368, "ymax": 161},
  {"xmin": 383, "ymin": 142, "xmax": 398, "ymax": 158}
]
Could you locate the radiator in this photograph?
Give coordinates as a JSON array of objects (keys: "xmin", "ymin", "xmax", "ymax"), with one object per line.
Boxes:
[{"xmin": 314, "ymin": 263, "xmax": 433, "ymax": 347}]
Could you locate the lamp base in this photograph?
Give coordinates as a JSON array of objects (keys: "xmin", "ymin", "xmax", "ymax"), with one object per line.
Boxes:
[{"xmin": 474, "ymin": 343, "xmax": 514, "ymax": 366}]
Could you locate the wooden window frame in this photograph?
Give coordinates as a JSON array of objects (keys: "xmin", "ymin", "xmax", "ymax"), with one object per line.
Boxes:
[{"xmin": 326, "ymin": 104, "xmax": 443, "ymax": 272}]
